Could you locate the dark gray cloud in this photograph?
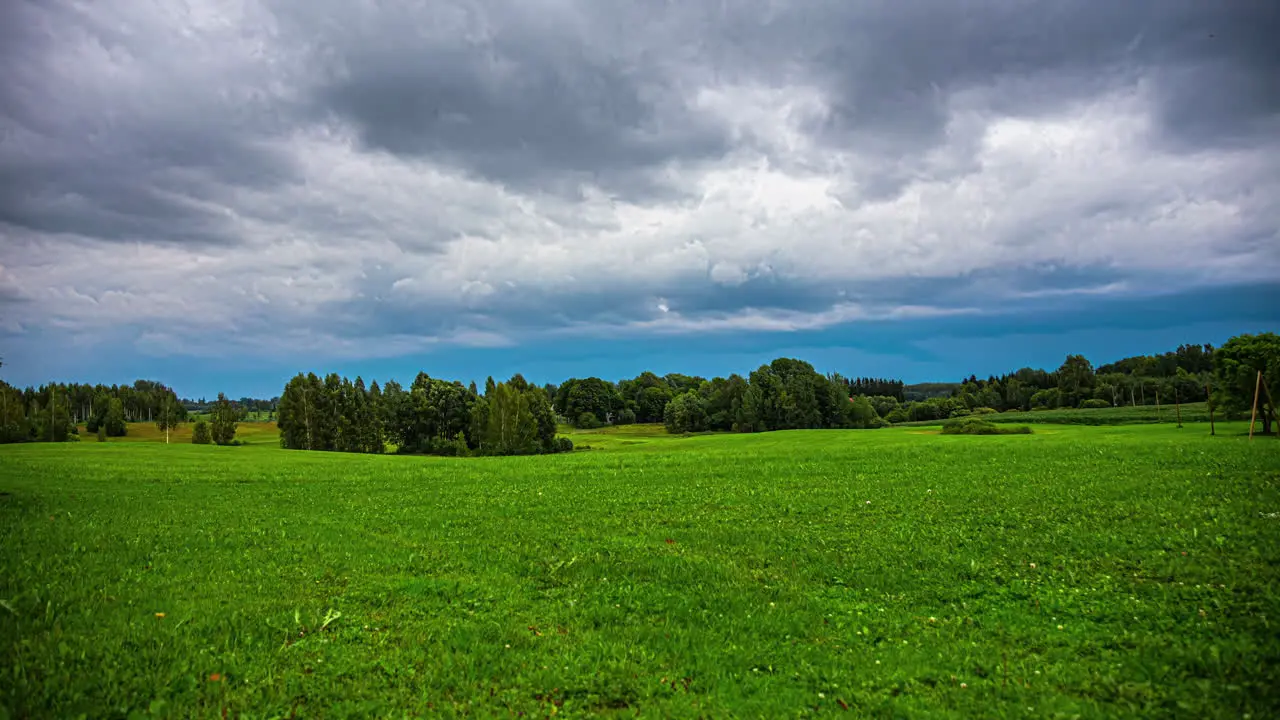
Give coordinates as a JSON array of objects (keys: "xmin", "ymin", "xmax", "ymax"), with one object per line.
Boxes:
[
  {"xmin": 0, "ymin": 0, "xmax": 302, "ymax": 245},
  {"xmin": 277, "ymin": 0, "xmax": 1280, "ymax": 197},
  {"xmin": 0, "ymin": 0, "xmax": 1277, "ymax": 362}
]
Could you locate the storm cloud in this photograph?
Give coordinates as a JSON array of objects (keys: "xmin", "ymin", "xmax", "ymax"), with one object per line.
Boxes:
[{"xmin": 1, "ymin": 0, "xmax": 1277, "ymax": 367}]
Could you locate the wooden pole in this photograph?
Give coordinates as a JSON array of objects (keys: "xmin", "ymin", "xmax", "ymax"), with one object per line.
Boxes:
[
  {"xmin": 1205, "ymin": 382, "xmax": 1215, "ymax": 436},
  {"xmin": 1249, "ymin": 370, "xmax": 1261, "ymax": 440}
]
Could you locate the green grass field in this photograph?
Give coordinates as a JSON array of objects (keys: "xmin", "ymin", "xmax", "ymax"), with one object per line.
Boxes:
[{"xmin": 2, "ymin": 422, "xmax": 1279, "ymax": 718}]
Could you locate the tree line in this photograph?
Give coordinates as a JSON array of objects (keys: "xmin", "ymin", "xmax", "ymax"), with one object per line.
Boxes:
[
  {"xmin": 896, "ymin": 336, "xmax": 1276, "ymax": 431},
  {"xmin": 3, "ymin": 332, "xmax": 1275, "ymax": 447},
  {"xmin": 0, "ymin": 379, "xmax": 185, "ymax": 444},
  {"xmin": 554, "ymin": 360, "xmax": 888, "ymax": 435},
  {"xmin": 539, "ymin": 334, "xmax": 1277, "ymax": 435},
  {"xmin": 0, "ymin": 373, "xmax": 248, "ymax": 446},
  {"xmin": 276, "ymin": 372, "xmax": 573, "ymax": 456},
  {"xmin": 182, "ymin": 395, "xmax": 279, "ymax": 417}
]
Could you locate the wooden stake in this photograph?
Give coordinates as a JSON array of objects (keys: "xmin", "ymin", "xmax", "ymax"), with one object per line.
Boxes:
[
  {"xmin": 1249, "ymin": 370, "xmax": 1261, "ymax": 440},
  {"xmin": 1205, "ymin": 382, "xmax": 1215, "ymax": 436}
]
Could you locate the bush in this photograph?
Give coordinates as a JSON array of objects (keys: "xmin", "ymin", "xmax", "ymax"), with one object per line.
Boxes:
[
  {"xmin": 867, "ymin": 415, "xmax": 889, "ymax": 429},
  {"xmin": 970, "ymin": 407, "xmax": 998, "ymax": 415},
  {"xmin": 576, "ymin": 412, "xmax": 602, "ymax": 429},
  {"xmin": 415, "ymin": 437, "xmax": 466, "ymax": 456},
  {"xmin": 941, "ymin": 417, "xmax": 1034, "ymax": 436},
  {"xmin": 884, "ymin": 408, "xmax": 909, "ymax": 424},
  {"xmin": 1079, "ymin": 398, "xmax": 1111, "ymax": 409},
  {"xmin": 452, "ymin": 431, "xmax": 471, "ymax": 457},
  {"xmin": 96, "ymin": 425, "xmax": 106, "ymax": 442},
  {"xmin": 191, "ymin": 420, "xmax": 212, "ymax": 444},
  {"xmin": 552, "ymin": 437, "xmax": 575, "ymax": 453}
]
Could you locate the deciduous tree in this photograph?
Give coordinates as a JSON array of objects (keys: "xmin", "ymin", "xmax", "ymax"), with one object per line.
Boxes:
[
  {"xmin": 210, "ymin": 393, "xmax": 240, "ymax": 446},
  {"xmin": 1214, "ymin": 332, "xmax": 1280, "ymax": 436}
]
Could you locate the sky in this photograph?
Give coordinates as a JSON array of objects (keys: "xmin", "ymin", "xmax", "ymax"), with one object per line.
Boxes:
[{"xmin": 1, "ymin": 0, "xmax": 1277, "ymax": 398}]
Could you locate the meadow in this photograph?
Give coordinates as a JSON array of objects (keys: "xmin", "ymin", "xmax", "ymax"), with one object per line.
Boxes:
[{"xmin": 2, "ymin": 421, "xmax": 1278, "ymax": 718}]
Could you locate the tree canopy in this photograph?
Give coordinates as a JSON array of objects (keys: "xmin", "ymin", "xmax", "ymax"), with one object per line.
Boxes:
[{"xmin": 1213, "ymin": 332, "xmax": 1279, "ymax": 436}]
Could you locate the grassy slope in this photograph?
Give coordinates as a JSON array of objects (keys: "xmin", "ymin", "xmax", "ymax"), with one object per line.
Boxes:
[{"xmin": 1, "ymin": 424, "xmax": 1278, "ymax": 718}]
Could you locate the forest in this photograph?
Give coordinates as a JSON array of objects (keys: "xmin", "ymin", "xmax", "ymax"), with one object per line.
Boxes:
[
  {"xmin": 0, "ymin": 379, "xmax": 184, "ymax": 444},
  {"xmin": 1, "ymin": 333, "xmax": 1276, "ymax": 450}
]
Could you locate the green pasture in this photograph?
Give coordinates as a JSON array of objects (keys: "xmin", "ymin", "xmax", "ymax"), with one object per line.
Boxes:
[{"xmin": 2, "ymin": 422, "xmax": 1278, "ymax": 718}]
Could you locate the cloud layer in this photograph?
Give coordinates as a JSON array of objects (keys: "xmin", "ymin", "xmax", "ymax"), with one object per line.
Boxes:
[{"xmin": 2, "ymin": 0, "xmax": 1277, "ymax": 362}]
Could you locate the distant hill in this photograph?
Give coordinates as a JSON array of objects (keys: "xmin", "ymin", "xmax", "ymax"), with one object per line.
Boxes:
[{"xmin": 904, "ymin": 382, "xmax": 961, "ymax": 402}]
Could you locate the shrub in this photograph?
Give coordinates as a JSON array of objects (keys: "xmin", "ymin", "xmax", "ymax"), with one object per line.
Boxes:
[
  {"xmin": 452, "ymin": 431, "xmax": 471, "ymax": 457},
  {"xmin": 577, "ymin": 412, "xmax": 602, "ymax": 429},
  {"xmin": 96, "ymin": 425, "xmax": 106, "ymax": 442},
  {"xmin": 191, "ymin": 420, "xmax": 212, "ymax": 444},
  {"xmin": 553, "ymin": 437, "xmax": 575, "ymax": 453},
  {"xmin": 867, "ymin": 415, "xmax": 889, "ymax": 429},
  {"xmin": 941, "ymin": 417, "xmax": 1034, "ymax": 435},
  {"xmin": 1079, "ymin": 398, "xmax": 1111, "ymax": 409},
  {"xmin": 884, "ymin": 408, "xmax": 909, "ymax": 424},
  {"xmin": 970, "ymin": 407, "xmax": 999, "ymax": 415},
  {"xmin": 420, "ymin": 437, "xmax": 464, "ymax": 456}
]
